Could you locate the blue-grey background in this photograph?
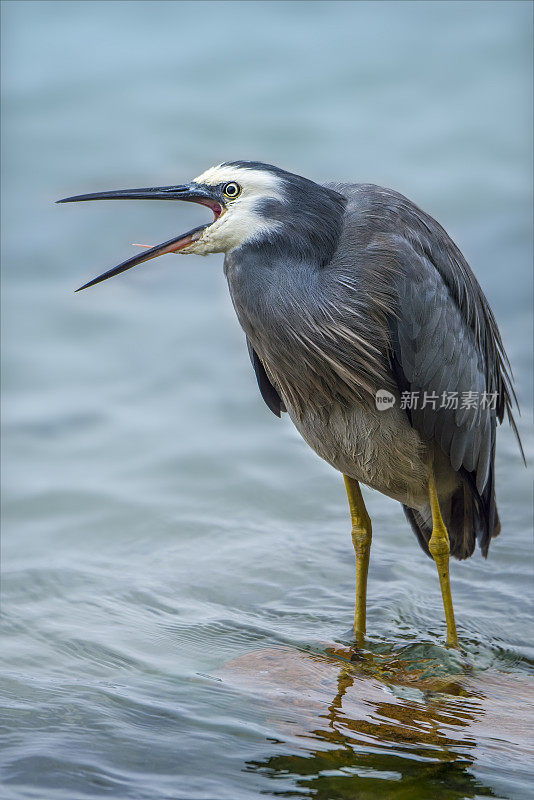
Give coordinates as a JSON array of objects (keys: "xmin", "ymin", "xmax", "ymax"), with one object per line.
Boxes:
[{"xmin": 2, "ymin": 2, "xmax": 533, "ymax": 799}]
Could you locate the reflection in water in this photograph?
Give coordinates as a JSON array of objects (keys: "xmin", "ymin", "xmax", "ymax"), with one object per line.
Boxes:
[{"xmin": 222, "ymin": 645, "xmax": 533, "ymax": 799}]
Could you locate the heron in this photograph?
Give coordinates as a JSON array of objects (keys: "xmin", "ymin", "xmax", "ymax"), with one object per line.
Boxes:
[{"xmin": 58, "ymin": 161, "xmax": 523, "ymax": 648}]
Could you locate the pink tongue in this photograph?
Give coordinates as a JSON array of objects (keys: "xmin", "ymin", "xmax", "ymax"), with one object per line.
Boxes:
[
  {"xmin": 132, "ymin": 228, "xmax": 204, "ymax": 254},
  {"xmin": 166, "ymin": 228, "xmax": 204, "ymax": 253},
  {"xmin": 195, "ymin": 198, "xmax": 222, "ymax": 218}
]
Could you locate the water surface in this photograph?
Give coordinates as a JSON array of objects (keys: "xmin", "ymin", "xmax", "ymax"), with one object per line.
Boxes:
[{"xmin": 2, "ymin": 2, "xmax": 533, "ymax": 798}]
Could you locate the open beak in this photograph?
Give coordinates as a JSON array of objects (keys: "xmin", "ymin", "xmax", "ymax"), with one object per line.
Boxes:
[{"xmin": 57, "ymin": 184, "xmax": 223, "ymax": 291}]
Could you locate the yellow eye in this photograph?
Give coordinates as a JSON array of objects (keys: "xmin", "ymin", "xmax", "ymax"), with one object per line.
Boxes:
[{"xmin": 223, "ymin": 181, "xmax": 241, "ymax": 199}]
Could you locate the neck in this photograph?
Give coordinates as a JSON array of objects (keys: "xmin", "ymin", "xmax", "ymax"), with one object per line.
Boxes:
[{"xmin": 235, "ymin": 182, "xmax": 347, "ymax": 267}]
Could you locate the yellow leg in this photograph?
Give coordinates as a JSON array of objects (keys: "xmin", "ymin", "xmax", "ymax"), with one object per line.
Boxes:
[
  {"xmin": 343, "ymin": 476, "xmax": 372, "ymax": 645},
  {"xmin": 428, "ymin": 474, "xmax": 459, "ymax": 648}
]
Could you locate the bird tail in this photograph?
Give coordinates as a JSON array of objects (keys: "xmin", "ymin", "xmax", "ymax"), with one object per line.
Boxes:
[{"xmin": 403, "ymin": 478, "xmax": 501, "ymax": 561}]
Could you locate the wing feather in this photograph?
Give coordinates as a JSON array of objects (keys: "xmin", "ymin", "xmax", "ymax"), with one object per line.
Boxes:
[
  {"xmin": 246, "ymin": 337, "xmax": 282, "ymax": 417},
  {"xmin": 390, "ymin": 253, "xmax": 498, "ymax": 493}
]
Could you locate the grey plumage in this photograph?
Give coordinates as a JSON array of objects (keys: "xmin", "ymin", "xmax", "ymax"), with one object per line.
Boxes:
[
  {"xmin": 225, "ymin": 166, "xmax": 522, "ymax": 561},
  {"xmin": 60, "ymin": 161, "xmax": 523, "ymax": 565}
]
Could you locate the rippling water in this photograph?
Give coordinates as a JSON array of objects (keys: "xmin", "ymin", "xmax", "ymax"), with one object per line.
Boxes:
[{"xmin": 2, "ymin": 2, "xmax": 533, "ymax": 798}]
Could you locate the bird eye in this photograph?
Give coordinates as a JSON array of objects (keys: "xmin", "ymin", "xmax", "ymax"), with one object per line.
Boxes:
[{"xmin": 223, "ymin": 182, "xmax": 241, "ymax": 199}]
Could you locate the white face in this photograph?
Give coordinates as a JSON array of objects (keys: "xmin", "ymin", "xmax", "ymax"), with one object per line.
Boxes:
[{"xmin": 181, "ymin": 164, "xmax": 286, "ymax": 255}]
